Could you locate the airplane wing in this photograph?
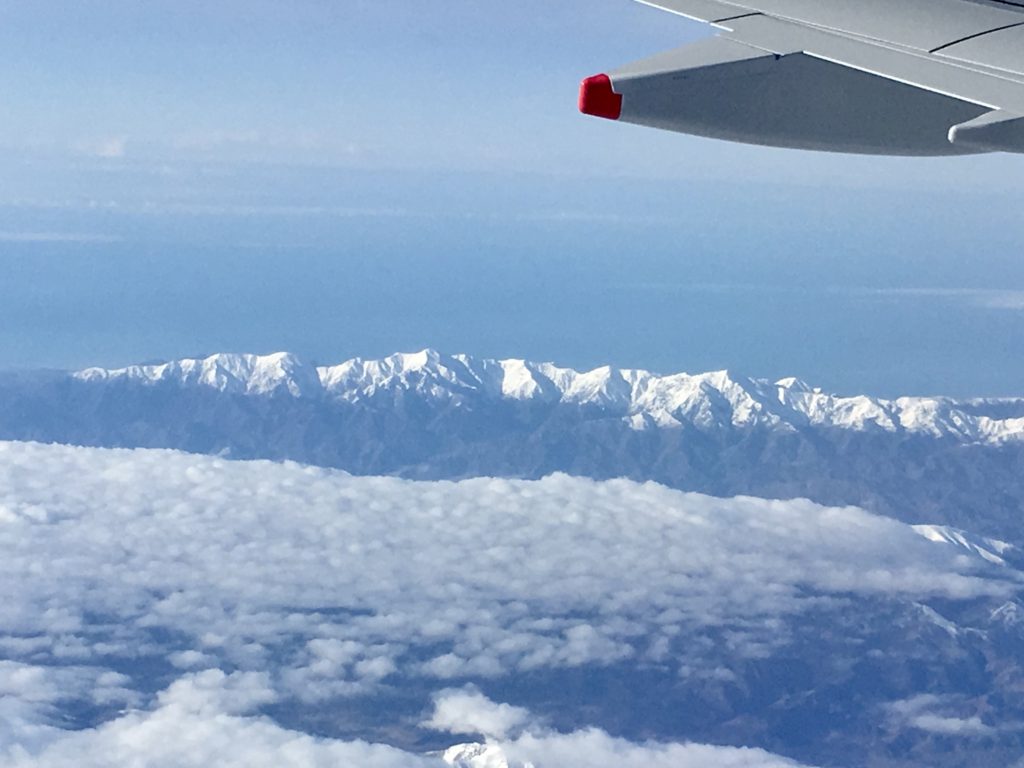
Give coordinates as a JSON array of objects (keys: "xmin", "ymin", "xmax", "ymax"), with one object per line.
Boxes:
[{"xmin": 579, "ymin": 0, "xmax": 1024, "ymax": 154}]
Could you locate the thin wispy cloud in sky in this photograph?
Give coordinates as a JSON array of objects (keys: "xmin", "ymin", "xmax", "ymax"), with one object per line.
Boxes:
[
  {"xmin": 627, "ymin": 282, "xmax": 1024, "ymax": 312},
  {"xmin": 73, "ymin": 136, "xmax": 127, "ymax": 159},
  {"xmin": 0, "ymin": 0, "xmax": 1013, "ymax": 188},
  {"xmin": 0, "ymin": 231, "xmax": 122, "ymax": 243},
  {"xmin": 866, "ymin": 287, "xmax": 1024, "ymax": 311}
]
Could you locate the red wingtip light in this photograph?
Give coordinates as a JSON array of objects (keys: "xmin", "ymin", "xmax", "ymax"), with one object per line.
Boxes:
[{"xmin": 579, "ymin": 74, "xmax": 622, "ymax": 120}]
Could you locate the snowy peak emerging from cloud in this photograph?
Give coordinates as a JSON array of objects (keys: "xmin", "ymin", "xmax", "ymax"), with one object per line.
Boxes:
[
  {"xmin": 913, "ymin": 525, "xmax": 1018, "ymax": 567},
  {"xmin": 73, "ymin": 349, "xmax": 1024, "ymax": 444}
]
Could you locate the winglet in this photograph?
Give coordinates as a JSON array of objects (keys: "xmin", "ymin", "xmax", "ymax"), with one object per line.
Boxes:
[
  {"xmin": 949, "ymin": 110, "xmax": 1024, "ymax": 154},
  {"xmin": 579, "ymin": 74, "xmax": 623, "ymax": 120}
]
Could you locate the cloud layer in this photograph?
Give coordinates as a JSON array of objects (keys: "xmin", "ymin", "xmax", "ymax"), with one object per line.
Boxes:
[
  {"xmin": 2, "ymin": 671, "xmax": 811, "ymax": 768},
  {"xmin": 0, "ymin": 441, "xmax": 1016, "ymax": 763}
]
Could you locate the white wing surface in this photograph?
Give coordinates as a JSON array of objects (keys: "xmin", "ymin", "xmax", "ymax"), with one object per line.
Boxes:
[{"xmin": 580, "ymin": 0, "xmax": 1024, "ymax": 154}]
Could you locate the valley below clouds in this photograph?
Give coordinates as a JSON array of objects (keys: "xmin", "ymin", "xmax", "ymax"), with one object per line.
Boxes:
[{"xmin": 1, "ymin": 441, "xmax": 1022, "ymax": 767}]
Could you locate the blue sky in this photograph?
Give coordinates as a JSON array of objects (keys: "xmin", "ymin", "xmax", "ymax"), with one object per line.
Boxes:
[{"xmin": 1, "ymin": 1, "xmax": 1024, "ymax": 396}]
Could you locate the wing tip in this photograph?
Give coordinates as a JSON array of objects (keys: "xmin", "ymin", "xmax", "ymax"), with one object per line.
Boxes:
[{"xmin": 579, "ymin": 74, "xmax": 623, "ymax": 120}]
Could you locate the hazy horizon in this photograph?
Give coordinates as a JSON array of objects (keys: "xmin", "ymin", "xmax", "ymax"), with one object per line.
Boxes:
[{"xmin": 1, "ymin": 1, "xmax": 1023, "ymax": 398}]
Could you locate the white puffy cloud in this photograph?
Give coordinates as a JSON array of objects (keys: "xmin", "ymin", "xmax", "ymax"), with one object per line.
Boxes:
[
  {"xmin": 429, "ymin": 689, "xmax": 810, "ymax": 767},
  {"xmin": 2, "ymin": 669, "xmax": 439, "ymax": 768},
  {"xmin": 153, "ymin": 669, "xmax": 277, "ymax": 717},
  {"xmin": 496, "ymin": 730, "xmax": 811, "ymax": 768},
  {"xmin": 1, "ymin": 672, "xmax": 812, "ymax": 768},
  {"xmin": 0, "ymin": 440, "xmax": 1015, "ymax": 762},
  {"xmin": 0, "ymin": 441, "xmax": 1013, "ymax": 689},
  {"xmin": 436, "ymin": 689, "xmax": 810, "ymax": 768},
  {"xmin": 426, "ymin": 687, "xmax": 534, "ymax": 740},
  {"xmin": 886, "ymin": 694, "xmax": 997, "ymax": 736},
  {"xmin": 0, "ymin": 662, "xmax": 139, "ymax": 756}
]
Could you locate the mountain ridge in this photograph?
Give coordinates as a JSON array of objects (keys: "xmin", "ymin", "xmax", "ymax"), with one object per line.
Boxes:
[
  {"xmin": 5, "ymin": 348, "xmax": 1024, "ymax": 545},
  {"xmin": 72, "ymin": 349, "xmax": 1024, "ymax": 444}
]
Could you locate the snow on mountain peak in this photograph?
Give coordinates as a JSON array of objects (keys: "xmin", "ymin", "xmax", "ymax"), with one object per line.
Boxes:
[
  {"xmin": 992, "ymin": 601, "xmax": 1024, "ymax": 628},
  {"xmin": 319, "ymin": 349, "xmax": 490, "ymax": 403},
  {"xmin": 443, "ymin": 743, "xmax": 511, "ymax": 768},
  {"xmin": 913, "ymin": 525, "xmax": 1015, "ymax": 566},
  {"xmin": 75, "ymin": 352, "xmax": 321, "ymax": 398},
  {"xmin": 775, "ymin": 376, "xmax": 812, "ymax": 392},
  {"xmin": 559, "ymin": 365, "xmax": 634, "ymax": 408},
  {"xmin": 69, "ymin": 350, "xmax": 1024, "ymax": 445},
  {"xmin": 498, "ymin": 359, "xmax": 557, "ymax": 401},
  {"xmin": 395, "ymin": 348, "xmax": 442, "ymax": 371}
]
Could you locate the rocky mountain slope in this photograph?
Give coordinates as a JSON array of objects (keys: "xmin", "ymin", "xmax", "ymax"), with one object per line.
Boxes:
[{"xmin": 3, "ymin": 349, "xmax": 1024, "ymax": 541}]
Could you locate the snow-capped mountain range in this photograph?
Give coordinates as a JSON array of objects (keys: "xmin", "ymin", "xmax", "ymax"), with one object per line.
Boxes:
[
  {"xmin": 4, "ymin": 349, "xmax": 1024, "ymax": 543},
  {"xmin": 74, "ymin": 349, "xmax": 1024, "ymax": 443},
  {"xmin": 4, "ymin": 358, "xmax": 1024, "ymax": 767}
]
